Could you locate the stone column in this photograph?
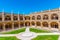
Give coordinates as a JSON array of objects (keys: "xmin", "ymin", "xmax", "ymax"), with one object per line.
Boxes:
[
  {"xmin": 19, "ymin": 22, "xmax": 20, "ymax": 28},
  {"xmin": 48, "ymin": 12, "xmax": 51, "ymax": 30},
  {"xmin": 48, "ymin": 22, "xmax": 51, "ymax": 31},
  {"xmin": 3, "ymin": 24, "xmax": 5, "ymax": 31},
  {"xmin": 41, "ymin": 14, "xmax": 43, "ymax": 28},
  {"xmin": 11, "ymin": 11, "xmax": 13, "ymax": 21},
  {"xmin": 35, "ymin": 15, "xmax": 37, "ymax": 28},
  {"xmin": 2, "ymin": 11, "xmax": 4, "ymax": 22},
  {"xmin": 18, "ymin": 12, "xmax": 20, "ymax": 21},
  {"xmin": 18, "ymin": 12, "xmax": 20, "ymax": 28},
  {"xmin": 23, "ymin": 14, "xmax": 25, "ymax": 27},
  {"xmin": 58, "ymin": 11, "xmax": 60, "ymax": 31},
  {"xmin": 12, "ymin": 23, "xmax": 14, "ymax": 30},
  {"xmin": 2, "ymin": 10, "xmax": 5, "ymax": 31}
]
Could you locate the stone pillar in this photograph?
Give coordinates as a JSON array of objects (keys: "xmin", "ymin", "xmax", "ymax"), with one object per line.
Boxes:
[
  {"xmin": 23, "ymin": 14, "xmax": 25, "ymax": 27},
  {"xmin": 2, "ymin": 11, "xmax": 4, "ymax": 21},
  {"xmin": 41, "ymin": 14, "xmax": 43, "ymax": 28},
  {"xmin": 58, "ymin": 22, "xmax": 60, "ymax": 31},
  {"xmin": 3, "ymin": 24, "xmax": 5, "ymax": 31},
  {"xmin": 18, "ymin": 12, "xmax": 20, "ymax": 28},
  {"xmin": 35, "ymin": 15, "xmax": 37, "ymax": 28},
  {"xmin": 12, "ymin": 23, "xmax": 14, "ymax": 30},
  {"xmin": 19, "ymin": 22, "xmax": 20, "ymax": 28},
  {"xmin": 48, "ymin": 12, "xmax": 51, "ymax": 30},
  {"xmin": 11, "ymin": 11, "xmax": 13, "ymax": 21},
  {"xmin": 18, "ymin": 12, "xmax": 20, "ymax": 21},
  {"xmin": 58, "ymin": 11, "xmax": 60, "ymax": 31},
  {"xmin": 49, "ymin": 22, "xmax": 51, "ymax": 30},
  {"xmin": 35, "ymin": 21, "xmax": 36, "ymax": 28},
  {"xmin": 2, "ymin": 10, "xmax": 5, "ymax": 31}
]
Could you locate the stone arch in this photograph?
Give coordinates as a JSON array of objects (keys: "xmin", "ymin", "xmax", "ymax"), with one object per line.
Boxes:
[
  {"xmin": 0, "ymin": 15, "xmax": 2, "ymax": 21},
  {"xmin": 37, "ymin": 15, "xmax": 41, "ymax": 20},
  {"xmin": 36, "ymin": 21, "xmax": 41, "ymax": 26},
  {"xmin": 20, "ymin": 16, "xmax": 23, "ymax": 20},
  {"xmin": 5, "ymin": 15, "xmax": 11, "ymax": 20},
  {"xmin": 31, "ymin": 21, "xmax": 35, "ymax": 26},
  {"xmin": 25, "ymin": 21, "xmax": 30, "ymax": 26},
  {"xmin": 32, "ymin": 16, "xmax": 35, "ymax": 20},
  {"xmin": 42, "ymin": 22, "xmax": 48, "ymax": 27},
  {"xmin": 14, "ymin": 22, "xmax": 19, "ymax": 29},
  {"xmin": 51, "ymin": 14, "xmax": 58, "ymax": 20},
  {"xmin": 25, "ymin": 16, "xmax": 30, "ymax": 20},
  {"xmin": 20, "ymin": 22, "xmax": 24, "ymax": 27},
  {"xmin": 43, "ymin": 14, "xmax": 48, "ymax": 20},
  {"xmin": 0, "ymin": 23, "xmax": 3, "ymax": 31},
  {"xmin": 50, "ymin": 22, "xmax": 58, "ymax": 28},
  {"xmin": 5, "ymin": 22, "xmax": 12, "ymax": 30},
  {"xmin": 13, "ymin": 15, "xmax": 18, "ymax": 20}
]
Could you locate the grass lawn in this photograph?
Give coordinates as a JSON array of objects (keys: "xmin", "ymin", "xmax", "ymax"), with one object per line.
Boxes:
[
  {"xmin": 30, "ymin": 28, "xmax": 50, "ymax": 33},
  {"xmin": 1, "ymin": 28, "xmax": 25, "ymax": 34},
  {"xmin": 0, "ymin": 36, "xmax": 19, "ymax": 40},
  {"xmin": 32, "ymin": 35, "xmax": 59, "ymax": 40}
]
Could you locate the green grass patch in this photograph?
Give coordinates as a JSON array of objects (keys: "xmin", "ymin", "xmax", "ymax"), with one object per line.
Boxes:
[
  {"xmin": 1, "ymin": 28, "xmax": 25, "ymax": 34},
  {"xmin": 30, "ymin": 28, "xmax": 50, "ymax": 33},
  {"xmin": 0, "ymin": 36, "xmax": 19, "ymax": 40},
  {"xmin": 32, "ymin": 35, "xmax": 59, "ymax": 40}
]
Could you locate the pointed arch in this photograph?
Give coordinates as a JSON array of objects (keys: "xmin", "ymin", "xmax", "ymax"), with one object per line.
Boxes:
[
  {"xmin": 14, "ymin": 22, "xmax": 19, "ymax": 29},
  {"xmin": 5, "ymin": 22, "xmax": 12, "ymax": 30},
  {"xmin": 25, "ymin": 16, "xmax": 30, "ymax": 20},
  {"xmin": 42, "ymin": 22, "xmax": 48, "ymax": 27},
  {"xmin": 31, "ymin": 21, "xmax": 35, "ymax": 26},
  {"xmin": 5, "ymin": 15, "xmax": 11, "ymax": 20},
  {"xmin": 20, "ymin": 22, "xmax": 24, "ymax": 27},
  {"xmin": 51, "ymin": 14, "xmax": 58, "ymax": 20},
  {"xmin": 25, "ymin": 21, "xmax": 30, "ymax": 26},
  {"xmin": 50, "ymin": 22, "xmax": 58, "ymax": 28},
  {"xmin": 0, "ymin": 23, "xmax": 3, "ymax": 31},
  {"xmin": 32, "ymin": 16, "xmax": 35, "ymax": 20},
  {"xmin": 36, "ymin": 21, "xmax": 41, "ymax": 26},
  {"xmin": 0, "ymin": 15, "xmax": 2, "ymax": 21},
  {"xmin": 43, "ymin": 14, "xmax": 48, "ymax": 20},
  {"xmin": 13, "ymin": 15, "xmax": 18, "ymax": 20},
  {"xmin": 20, "ymin": 16, "xmax": 23, "ymax": 20},
  {"xmin": 37, "ymin": 15, "xmax": 41, "ymax": 20}
]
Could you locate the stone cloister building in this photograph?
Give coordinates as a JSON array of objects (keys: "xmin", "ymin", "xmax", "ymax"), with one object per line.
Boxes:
[{"xmin": 0, "ymin": 8, "xmax": 60, "ymax": 32}]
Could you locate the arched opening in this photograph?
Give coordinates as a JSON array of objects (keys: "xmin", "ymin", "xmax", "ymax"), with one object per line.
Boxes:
[
  {"xmin": 25, "ymin": 21, "xmax": 30, "ymax": 26},
  {"xmin": 14, "ymin": 22, "xmax": 19, "ymax": 29},
  {"xmin": 5, "ymin": 15, "xmax": 11, "ymax": 21},
  {"xmin": 0, "ymin": 23, "xmax": 3, "ymax": 31},
  {"xmin": 36, "ymin": 21, "xmax": 41, "ymax": 26},
  {"xmin": 5, "ymin": 22, "xmax": 12, "ymax": 30},
  {"xmin": 32, "ymin": 16, "xmax": 35, "ymax": 20},
  {"xmin": 0, "ymin": 16, "xmax": 2, "ymax": 21},
  {"xmin": 43, "ymin": 15, "xmax": 48, "ymax": 20},
  {"xmin": 42, "ymin": 22, "xmax": 48, "ymax": 27},
  {"xmin": 20, "ymin": 22, "xmax": 24, "ymax": 27},
  {"xmin": 31, "ymin": 21, "xmax": 35, "ymax": 26},
  {"xmin": 50, "ymin": 22, "xmax": 58, "ymax": 28},
  {"xmin": 20, "ymin": 16, "xmax": 23, "ymax": 20},
  {"xmin": 25, "ymin": 16, "xmax": 30, "ymax": 20},
  {"xmin": 51, "ymin": 14, "xmax": 58, "ymax": 20},
  {"xmin": 37, "ymin": 15, "xmax": 41, "ymax": 20},
  {"xmin": 13, "ymin": 15, "xmax": 18, "ymax": 20}
]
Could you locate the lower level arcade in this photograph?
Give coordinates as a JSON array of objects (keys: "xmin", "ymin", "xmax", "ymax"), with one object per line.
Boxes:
[{"xmin": 0, "ymin": 21, "xmax": 59, "ymax": 32}]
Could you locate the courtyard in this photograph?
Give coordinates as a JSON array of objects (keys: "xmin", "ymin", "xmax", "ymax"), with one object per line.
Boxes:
[{"xmin": 0, "ymin": 27, "xmax": 60, "ymax": 40}]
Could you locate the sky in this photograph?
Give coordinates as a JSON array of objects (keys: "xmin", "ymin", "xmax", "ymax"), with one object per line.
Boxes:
[{"xmin": 0, "ymin": 0, "xmax": 60, "ymax": 15}]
